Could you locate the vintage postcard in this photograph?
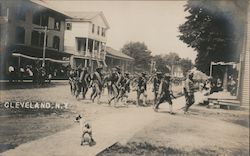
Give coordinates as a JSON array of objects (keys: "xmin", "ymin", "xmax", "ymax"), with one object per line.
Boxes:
[{"xmin": 0, "ymin": 0, "xmax": 249, "ymax": 155}]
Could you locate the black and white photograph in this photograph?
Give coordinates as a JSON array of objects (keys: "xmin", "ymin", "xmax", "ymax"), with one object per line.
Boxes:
[{"xmin": 0, "ymin": 0, "xmax": 249, "ymax": 155}]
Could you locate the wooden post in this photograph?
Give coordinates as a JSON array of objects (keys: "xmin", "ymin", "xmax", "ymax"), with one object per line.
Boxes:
[
  {"xmin": 209, "ymin": 62, "xmax": 213, "ymax": 77},
  {"xmin": 223, "ymin": 66, "xmax": 228, "ymax": 91},
  {"xmin": 91, "ymin": 40, "xmax": 95, "ymax": 73}
]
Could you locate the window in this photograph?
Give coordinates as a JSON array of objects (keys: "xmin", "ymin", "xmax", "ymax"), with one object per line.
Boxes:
[
  {"xmin": 54, "ymin": 19, "xmax": 60, "ymax": 31},
  {"xmin": 32, "ymin": 12, "xmax": 40, "ymax": 25},
  {"xmin": 16, "ymin": 27, "xmax": 25, "ymax": 44},
  {"xmin": 53, "ymin": 36, "xmax": 60, "ymax": 50},
  {"xmin": 16, "ymin": 6, "xmax": 26, "ymax": 21},
  {"xmin": 97, "ymin": 26, "xmax": 100, "ymax": 35},
  {"xmin": 66, "ymin": 23, "xmax": 72, "ymax": 30},
  {"xmin": 77, "ymin": 39, "xmax": 81, "ymax": 51},
  {"xmin": 41, "ymin": 14, "xmax": 48, "ymax": 27},
  {"xmin": 101, "ymin": 28, "xmax": 105, "ymax": 37},
  {"xmin": 31, "ymin": 31, "xmax": 47, "ymax": 47},
  {"xmin": 31, "ymin": 31, "xmax": 39, "ymax": 46},
  {"xmin": 32, "ymin": 11, "xmax": 48, "ymax": 26},
  {"xmin": 92, "ymin": 24, "xmax": 95, "ymax": 33}
]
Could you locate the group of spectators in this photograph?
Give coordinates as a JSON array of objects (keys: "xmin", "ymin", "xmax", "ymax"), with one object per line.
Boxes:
[{"xmin": 201, "ymin": 76, "xmax": 237, "ymax": 96}]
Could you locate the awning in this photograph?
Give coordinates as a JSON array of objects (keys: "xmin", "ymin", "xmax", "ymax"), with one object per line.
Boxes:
[
  {"xmin": 11, "ymin": 44, "xmax": 72, "ymax": 60},
  {"xmin": 12, "ymin": 53, "xmax": 70, "ymax": 64}
]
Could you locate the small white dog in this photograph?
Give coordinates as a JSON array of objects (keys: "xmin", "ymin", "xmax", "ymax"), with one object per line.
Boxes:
[{"xmin": 75, "ymin": 115, "xmax": 96, "ymax": 146}]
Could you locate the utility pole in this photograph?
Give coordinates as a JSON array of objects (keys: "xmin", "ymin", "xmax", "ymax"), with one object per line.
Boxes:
[
  {"xmin": 42, "ymin": 26, "xmax": 47, "ymax": 67},
  {"xmin": 34, "ymin": 26, "xmax": 49, "ymax": 67}
]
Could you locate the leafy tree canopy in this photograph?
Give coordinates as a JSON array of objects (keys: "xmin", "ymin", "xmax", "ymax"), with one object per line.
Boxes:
[
  {"xmin": 178, "ymin": 0, "xmax": 239, "ymax": 75},
  {"xmin": 121, "ymin": 42, "xmax": 152, "ymax": 72}
]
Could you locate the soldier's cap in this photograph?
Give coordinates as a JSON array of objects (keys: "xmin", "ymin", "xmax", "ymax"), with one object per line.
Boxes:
[
  {"xmin": 141, "ymin": 72, "xmax": 147, "ymax": 75},
  {"xmin": 156, "ymin": 71, "xmax": 162, "ymax": 75},
  {"xmin": 125, "ymin": 72, "xmax": 130, "ymax": 75}
]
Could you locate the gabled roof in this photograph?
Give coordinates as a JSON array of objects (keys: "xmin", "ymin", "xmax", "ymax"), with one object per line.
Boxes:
[
  {"xmin": 106, "ymin": 46, "xmax": 134, "ymax": 61},
  {"xmin": 66, "ymin": 11, "xmax": 110, "ymax": 29}
]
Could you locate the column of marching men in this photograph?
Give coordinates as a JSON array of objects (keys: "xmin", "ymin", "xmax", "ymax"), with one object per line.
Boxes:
[{"xmin": 68, "ymin": 66, "xmax": 195, "ymax": 114}]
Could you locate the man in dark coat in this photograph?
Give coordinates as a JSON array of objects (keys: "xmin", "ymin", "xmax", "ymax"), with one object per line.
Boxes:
[
  {"xmin": 183, "ymin": 72, "xmax": 195, "ymax": 113},
  {"xmin": 79, "ymin": 67, "xmax": 91, "ymax": 99},
  {"xmin": 136, "ymin": 72, "xmax": 147, "ymax": 106},
  {"xmin": 154, "ymin": 73, "xmax": 174, "ymax": 114},
  {"xmin": 153, "ymin": 72, "xmax": 163, "ymax": 106},
  {"xmin": 90, "ymin": 66, "xmax": 103, "ymax": 103},
  {"xmin": 108, "ymin": 66, "xmax": 123, "ymax": 106}
]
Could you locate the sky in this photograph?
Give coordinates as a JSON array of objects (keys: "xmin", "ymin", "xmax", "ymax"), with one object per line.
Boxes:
[{"xmin": 48, "ymin": 0, "xmax": 197, "ymax": 62}]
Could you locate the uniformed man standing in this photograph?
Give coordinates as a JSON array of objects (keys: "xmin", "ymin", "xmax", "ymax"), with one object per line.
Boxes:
[
  {"xmin": 153, "ymin": 72, "xmax": 163, "ymax": 106},
  {"xmin": 136, "ymin": 72, "xmax": 147, "ymax": 106},
  {"xmin": 183, "ymin": 72, "xmax": 195, "ymax": 113},
  {"xmin": 154, "ymin": 73, "xmax": 174, "ymax": 114},
  {"xmin": 90, "ymin": 66, "xmax": 103, "ymax": 103}
]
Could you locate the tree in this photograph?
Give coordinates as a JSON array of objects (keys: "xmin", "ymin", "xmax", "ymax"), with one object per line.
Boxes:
[
  {"xmin": 179, "ymin": 58, "xmax": 193, "ymax": 76},
  {"xmin": 178, "ymin": 0, "xmax": 239, "ymax": 75},
  {"xmin": 121, "ymin": 42, "xmax": 152, "ymax": 72},
  {"xmin": 153, "ymin": 52, "xmax": 192, "ymax": 75}
]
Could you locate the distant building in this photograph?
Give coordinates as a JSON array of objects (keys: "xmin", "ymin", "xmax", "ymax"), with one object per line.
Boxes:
[
  {"xmin": 105, "ymin": 46, "xmax": 134, "ymax": 73},
  {"xmin": 0, "ymin": 0, "xmax": 71, "ymax": 79},
  {"xmin": 172, "ymin": 65, "xmax": 183, "ymax": 78},
  {"xmin": 64, "ymin": 11, "xmax": 110, "ymax": 72}
]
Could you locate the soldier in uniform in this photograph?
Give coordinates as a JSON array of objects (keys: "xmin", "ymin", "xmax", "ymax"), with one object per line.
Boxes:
[
  {"xmin": 90, "ymin": 66, "xmax": 103, "ymax": 103},
  {"xmin": 183, "ymin": 72, "xmax": 195, "ymax": 114},
  {"xmin": 79, "ymin": 67, "xmax": 91, "ymax": 99},
  {"xmin": 108, "ymin": 66, "xmax": 123, "ymax": 106},
  {"xmin": 153, "ymin": 72, "xmax": 163, "ymax": 106},
  {"xmin": 69, "ymin": 67, "xmax": 77, "ymax": 95},
  {"xmin": 117, "ymin": 72, "xmax": 131, "ymax": 106},
  {"xmin": 75, "ymin": 67, "xmax": 83, "ymax": 99},
  {"xmin": 154, "ymin": 73, "xmax": 175, "ymax": 114},
  {"xmin": 136, "ymin": 72, "xmax": 147, "ymax": 106}
]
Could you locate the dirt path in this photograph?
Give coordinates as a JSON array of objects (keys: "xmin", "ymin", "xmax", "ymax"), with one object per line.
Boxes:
[{"xmin": 1, "ymin": 91, "xmax": 193, "ymax": 156}]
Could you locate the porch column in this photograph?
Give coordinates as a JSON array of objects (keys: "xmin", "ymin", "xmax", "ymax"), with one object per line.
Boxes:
[
  {"xmin": 98, "ymin": 41, "xmax": 101, "ymax": 60},
  {"xmin": 91, "ymin": 40, "xmax": 95, "ymax": 73},
  {"xmin": 85, "ymin": 38, "xmax": 89, "ymax": 57}
]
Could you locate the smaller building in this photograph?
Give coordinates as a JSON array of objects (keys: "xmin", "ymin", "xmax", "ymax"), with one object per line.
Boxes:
[
  {"xmin": 172, "ymin": 64, "xmax": 184, "ymax": 78},
  {"xmin": 105, "ymin": 46, "xmax": 134, "ymax": 73},
  {"xmin": 64, "ymin": 11, "xmax": 110, "ymax": 72}
]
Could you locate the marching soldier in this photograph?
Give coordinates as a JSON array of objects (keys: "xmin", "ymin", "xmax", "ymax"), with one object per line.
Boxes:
[
  {"xmin": 183, "ymin": 72, "xmax": 195, "ymax": 114},
  {"xmin": 90, "ymin": 66, "xmax": 103, "ymax": 103},
  {"xmin": 79, "ymin": 67, "xmax": 91, "ymax": 99},
  {"xmin": 153, "ymin": 71, "xmax": 163, "ymax": 106},
  {"xmin": 69, "ymin": 67, "xmax": 77, "ymax": 95},
  {"xmin": 136, "ymin": 72, "xmax": 147, "ymax": 106},
  {"xmin": 154, "ymin": 73, "xmax": 175, "ymax": 114},
  {"xmin": 108, "ymin": 66, "xmax": 123, "ymax": 105},
  {"xmin": 75, "ymin": 67, "xmax": 83, "ymax": 99},
  {"xmin": 117, "ymin": 72, "xmax": 131, "ymax": 106}
]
